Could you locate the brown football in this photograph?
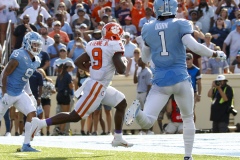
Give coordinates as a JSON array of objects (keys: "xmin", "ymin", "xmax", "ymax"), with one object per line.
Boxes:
[{"xmin": 83, "ymin": 61, "xmax": 91, "ymax": 69}]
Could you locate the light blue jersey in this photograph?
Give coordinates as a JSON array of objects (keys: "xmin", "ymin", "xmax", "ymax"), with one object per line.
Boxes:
[
  {"xmin": 142, "ymin": 18, "xmax": 193, "ymax": 87},
  {"xmin": 7, "ymin": 48, "xmax": 41, "ymax": 96}
]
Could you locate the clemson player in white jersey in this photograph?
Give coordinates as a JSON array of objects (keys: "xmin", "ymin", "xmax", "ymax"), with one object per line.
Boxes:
[{"xmin": 30, "ymin": 22, "xmax": 133, "ymax": 147}]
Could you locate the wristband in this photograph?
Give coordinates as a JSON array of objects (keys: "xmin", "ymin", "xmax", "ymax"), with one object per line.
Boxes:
[{"xmin": 38, "ymin": 97, "xmax": 41, "ymax": 100}]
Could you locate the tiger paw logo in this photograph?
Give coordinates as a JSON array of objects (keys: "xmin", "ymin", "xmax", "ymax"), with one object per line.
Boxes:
[{"xmin": 111, "ymin": 26, "xmax": 120, "ymax": 34}]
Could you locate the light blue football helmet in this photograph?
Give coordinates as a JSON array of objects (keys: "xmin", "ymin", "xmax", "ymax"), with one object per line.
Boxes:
[
  {"xmin": 153, "ymin": 0, "xmax": 178, "ymax": 17},
  {"xmin": 22, "ymin": 31, "xmax": 42, "ymax": 56}
]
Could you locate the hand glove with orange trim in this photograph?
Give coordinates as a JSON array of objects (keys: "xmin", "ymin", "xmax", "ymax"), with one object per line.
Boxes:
[{"xmin": 216, "ymin": 51, "xmax": 226, "ymax": 60}]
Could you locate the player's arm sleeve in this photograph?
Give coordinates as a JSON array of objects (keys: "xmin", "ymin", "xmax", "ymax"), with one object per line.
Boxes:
[
  {"xmin": 142, "ymin": 43, "xmax": 151, "ymax": 64},
  {"xmin": 182, "ymin": 34, "xmax": 214, "ymax": 57}
]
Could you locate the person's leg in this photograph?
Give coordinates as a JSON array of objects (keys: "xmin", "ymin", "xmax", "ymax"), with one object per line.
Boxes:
[
  {"xmin": 52, "ymin": 104, "xmax": 61, "ymax": 135},
  {"xmin": 13, "ymin": 108, "xmax": 19, "ymax": 136},
  {"xmin": 14, "ymin": 92, "xmax": 40, "ymax": 152},
  {"xmin": 174, "ymin": 80, "xmax": 195, "ymax": 159},
  {"xmin": 34, "ymin": 80, "xmax": 105, "ymax": 137},
  {"xmin": 80, "ymin": 119, "xmax": 86, "ymax": 135},
  {"xmin": 157, "ymin": 108, "xmax": 165, "ymax": 133},
  {"xmin": 10, "ymin": 23, "xmax": 15, "ymax": 49},
  {"xmin": 87, "ymin": 113, "xmax": 93, "ymax": 135},
  {"xmin": 3, "ymin": 108, "xmax": 11, "ymax": 135},
  {"xmin": 127, "ymin": 85, "xmax": 170, "ymax": 129},
  {"xmin": 212, "ymin": 121, "xmax": 218, "ymax": 133},
  {"xmin": 0, "ymin": 102, "xmax": 11, "ymax": 135},
  {"xmin": 193, "ymin": 93, "xmax": 197, "ymax": 122},
  {"xmin": 42, "ymin": 103, "xmax": 51, "ymax": 135},
  {"xmin": 46, "ymin": 110, "xmax": 81, "ymax": 126},
  {"xmin": 59, "ymin": 104, "xmax": 70, "ymax": 134},
  {"xmin": 218, "ymin": 122, "xmax": 229, "ymax": 133},
  {"xmin": 64, "ymin": 95, "xmax": 74, "ymax": 134},
  {"xmin": 92, "ymin": 106, "xmax": 101, "ymax": 135},
  {"xmin": 37, "ymin": 111, "xmax": 44, "ymax": 136},
  {"xmin": 101, "ymin": 86, "xmax": 133, "ymax": 147},
  {"xmin": 18, "ymin": 112, "xmax": 24, "ymax": 135},
  {"xmin": 0, "ymin": 23, "xmax": 7, "ymax": 45},
  {"xmin": 114, "ymin": 99, "xmax": 127, "ymax": 131},
  {"xmin": 9, "ymin": 107, "xmax": 15, "ymax": 131},
  {"xmin": 99, "ymin": 109, "xmax": 106, "ymax": 135},
  {"xmin": 104, "ymin": 105, "xmax": 112, "ymax": 134}
]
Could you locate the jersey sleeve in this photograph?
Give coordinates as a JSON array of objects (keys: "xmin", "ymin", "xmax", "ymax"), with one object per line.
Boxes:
[
  {"xmin": 10, "ymin": 50, "xmax": 23, "ymax": 62},
  {"xmin": 109, "ymin": 40, "xmax": 125, "ymax": 54},
  {"xmin": 141, "ymin": 23, "xmax": 148, "ymax": 43},
  {"xmin": 179, "ymin": 20, "xmax": 193, "ymax": 38}
]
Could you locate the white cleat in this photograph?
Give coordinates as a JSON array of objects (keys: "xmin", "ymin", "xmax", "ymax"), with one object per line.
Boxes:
[
  {"xmin": 125, "ymin": 100, "xmax": 140, "ymax": 126},
  {"xmin": 30, "ymin": 117, "xmax": 41, "ymax": 141},
  {"xmin": 112, "ymin": 137, "xmax": 133, "ymax": 147}
]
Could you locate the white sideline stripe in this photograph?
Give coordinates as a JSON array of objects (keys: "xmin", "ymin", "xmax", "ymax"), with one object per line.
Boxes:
[{"xmin": 0, "ymin": 133, "xmax": 239, "ymax": 157}]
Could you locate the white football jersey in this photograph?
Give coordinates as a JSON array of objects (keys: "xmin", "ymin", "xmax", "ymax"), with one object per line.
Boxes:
[{"xmin": 86, "ymin": 39, "xmax": 124, "ymax": 87}]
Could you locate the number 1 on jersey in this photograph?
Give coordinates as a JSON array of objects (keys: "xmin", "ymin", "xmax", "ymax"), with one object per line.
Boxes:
[{"xmin": 159, "ymin": 31, "xmax": 169, "ymax": 56}]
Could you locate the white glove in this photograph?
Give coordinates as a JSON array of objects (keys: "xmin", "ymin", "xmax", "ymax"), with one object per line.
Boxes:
[
  {"xmin": 216, "ymin": 51, "xmax": 226, "ymax": 60},
  {"xmin": 2, "ymin": 93, "xmax": 9, "ymax": 105},
  {"xmin": 36, "ymin": 105, "xmax": 43, "ymax": 116},
  {"xmin": 121, "ymin": 56, "xmax": 128, "ymax": 66},
  {"xmin": 29, "ymin": 95, "xmax": 37, "ymax": 107}
]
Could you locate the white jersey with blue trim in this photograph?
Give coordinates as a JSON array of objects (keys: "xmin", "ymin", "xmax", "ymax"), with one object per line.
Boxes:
[
  {"xmin": 5, "ymin": 48, "xmax": 41, "ymax": 96},
  {"xmin": 142, "ymin": 18, "xmax": 193, "ymax": 87}
]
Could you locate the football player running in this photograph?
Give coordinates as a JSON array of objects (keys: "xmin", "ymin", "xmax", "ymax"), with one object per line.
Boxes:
[
  {"xmin": 31, "ymin": 22, "xmax": 133, "ymax": 147},
  {"xmin": 124, "ymin": 0, "xmax": 226, "ymax": 159},
  {"xmin": 0, "ymin": 31, "xmax": 42, "ymax": 152}
]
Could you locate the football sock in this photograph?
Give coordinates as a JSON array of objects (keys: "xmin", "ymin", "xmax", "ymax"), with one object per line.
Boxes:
[
  {"xmin": 136, "ymin": 110, "xmax": 153, "ymax": 129},
  {"xmin": 115, "ymin": 130, "xmax": 122, "ymax": 134},
  {"xmin": 46, "ymin": 118, "xmax": 52, "ymax": 126},
  {"xmin": 114, "ymin": 133, "xmax": 122, "ymax": 140},
  {"xmin": 24, "ymin": 122, "xmax": 31, "ymax": 144},
  {"xmin": 182, "ymin": 114, "xmax": 195, "ymax": 158}
]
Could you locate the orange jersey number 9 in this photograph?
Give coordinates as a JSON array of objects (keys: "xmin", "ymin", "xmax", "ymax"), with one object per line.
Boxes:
[{"xmin": 92, "ymin": 48, "xmax": 103, "ymax": 70}]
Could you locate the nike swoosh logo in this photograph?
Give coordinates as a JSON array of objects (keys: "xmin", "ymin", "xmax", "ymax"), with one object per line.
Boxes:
[
  {"xmin": 31, "ymin": 127, "xmax": 38, "ymax": 139},
  {"xmin": 121, "ymin": 143, "xmax": 128, "ymax": 147}
]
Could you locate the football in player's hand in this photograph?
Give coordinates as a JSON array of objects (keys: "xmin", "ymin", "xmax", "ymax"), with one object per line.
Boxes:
[{"xmin": 83, "ymin": 61, "xmax": 91, "ymax": 69}]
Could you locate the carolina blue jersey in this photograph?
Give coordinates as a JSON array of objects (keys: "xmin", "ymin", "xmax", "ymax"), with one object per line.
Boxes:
[
  {"xmin": 7, "ymin": 48, "xmax": 41, "ymax": 96},
  {"xmin": 142, "ymin": 18, "xmax": 193, "ymax": 87}
]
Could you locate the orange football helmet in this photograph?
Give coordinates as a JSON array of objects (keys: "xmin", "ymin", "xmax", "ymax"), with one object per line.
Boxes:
[{"xmin": 102, "ymin": 22, "xmax": 124, "ymax": 41}]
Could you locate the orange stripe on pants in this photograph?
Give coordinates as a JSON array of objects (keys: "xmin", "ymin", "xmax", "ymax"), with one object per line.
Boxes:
[
  {"xmin": 80, "ymin": 84, "xmax": 103, "ymax": 118},
  {"xmin": 76, "ymin": 82, "xmax": 98, "ymax": 114}
]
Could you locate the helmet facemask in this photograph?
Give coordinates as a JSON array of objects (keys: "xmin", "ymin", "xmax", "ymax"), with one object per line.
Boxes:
[{"xmin": 28, "ymin": 40, "xmax": 42, "ymax": 56}]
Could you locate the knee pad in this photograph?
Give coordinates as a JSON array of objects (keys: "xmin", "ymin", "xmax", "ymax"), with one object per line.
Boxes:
[{"xmin": 182, "ymin": 114, "xmax": 196, "ymax": 130}]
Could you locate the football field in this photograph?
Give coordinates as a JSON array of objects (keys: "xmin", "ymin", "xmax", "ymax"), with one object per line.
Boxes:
[{"xmin": 0, "ymin": 133, "xmax": 239, "ymax": 159}]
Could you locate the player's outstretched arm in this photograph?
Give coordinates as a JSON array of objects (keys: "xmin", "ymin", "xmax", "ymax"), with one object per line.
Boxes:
[
  {"xmin": 74, "ymin": 52, "xmax": 91, "ymax": 72},
  {"xmin": 142, "ymin": 42, "xmax": 151, "ymax": 64},
  {"xmin": 113, "ymin": 52, "xmax": 126, "ymax": 74},
  {"xmin": 182, "ymin": 34, "xmax": 226, "ymax": 59},
  {"xmin": 2, "ymin": 59, "xmax": 18, "ymax": 94}
]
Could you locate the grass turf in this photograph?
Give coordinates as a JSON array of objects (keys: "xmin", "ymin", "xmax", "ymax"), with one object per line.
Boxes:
[{"xmin": 0, "ymin": 144, "xmax": 239, "ymax": 160}]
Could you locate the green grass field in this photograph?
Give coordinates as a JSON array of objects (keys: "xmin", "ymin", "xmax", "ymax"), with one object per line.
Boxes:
[{"xmin": 0, "ymin": 144, "xmax": 239, "ymax": 160}]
